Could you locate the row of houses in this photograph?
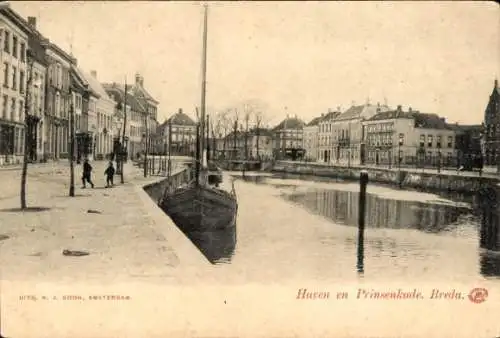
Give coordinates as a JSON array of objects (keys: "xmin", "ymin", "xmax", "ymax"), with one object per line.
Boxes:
[
  {"xmin": 0, "ymin": 5, "xmax": 159, "ymax": 166},
  {"xmin": 141, "ymin": 80, "xmax": 497, "ymax": 171}
]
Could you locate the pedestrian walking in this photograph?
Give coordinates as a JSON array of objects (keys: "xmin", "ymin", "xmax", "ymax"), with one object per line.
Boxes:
[
  {"xmin": 104, "ymin": 161, "xmax": 115, "ymax": 188},
  {"xmin": 82, "ymin": 159, "xmax": 95, "ymax": 188}
]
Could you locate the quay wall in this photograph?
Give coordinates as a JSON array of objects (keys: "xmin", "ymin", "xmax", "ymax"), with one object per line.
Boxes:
[
  {"xmin": 271, "ymin": 161, "xmax": 500, "ymax": 193},
  {"xmin": 139, "ymin": 166, "xmax": 210, "ymax": 267},
  {"xmin": 142, "ymin": 167, "xmax": 192, "ymax": 204}
]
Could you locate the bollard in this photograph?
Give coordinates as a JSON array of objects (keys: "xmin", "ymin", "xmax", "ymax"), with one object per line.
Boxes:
[{"xmin": 357, "ymin": 170, "xmax": 369, "ymax": 274}]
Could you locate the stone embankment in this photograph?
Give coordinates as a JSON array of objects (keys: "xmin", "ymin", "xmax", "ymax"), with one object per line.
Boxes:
[{"xmin": 271, "ymin": 161, "xmax": 500, "ymax": 193}]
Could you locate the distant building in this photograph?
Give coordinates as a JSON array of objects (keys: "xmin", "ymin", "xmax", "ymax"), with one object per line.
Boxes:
[
  {"xmin": 317, "ymin": 109, "xmax": 341, "ymax": 163},
  {"xmin": 83, "ymin": 70, "xmax": 116, "ymax": 160},
  {"xmin": 303, "ymin": 115, "xmax": 324, "ymax": 162},
  {"xmin": 451, "ymin": 124, "xmax": 483, "ymax": 170},
  {"xmin": 130, "ymin": 73, "xmax": 159, "ymax": 156},
  {"xmin": 483, "ymin": 79, "xmax": 500, "ymax": 172},
  {"xmin": 363, "ymin": 105, "xmax": 456, "ymax": 167},
  {"xmin": 70, "ymin": 64, "xmax": 99, "ymax": 161},
  {"xmin": 333, "ymin": 102, "xmax": 390, "ymax": 166},
  {"xmin": 104, "ymin": 83, "xmax": 147, "ymax": 160},
  {"xmin": 272, "ymin": 115, "xmax": 305, "ymax": 160},
  {"xmin": 159, "ymin": 108, "xmax": 197, "ymax": 156}
]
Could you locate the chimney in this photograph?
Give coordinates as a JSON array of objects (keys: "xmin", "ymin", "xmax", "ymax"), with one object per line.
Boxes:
[
  {"xmin": 178, "ymin": 108, "xmax": 182, "ymax": 114},
  {"xmin": 495, "ymin": 78, "xmax": 498, "ymax": 88},
  {"xmin": 135, "ymin": 73, "xmax": 141, "ymax": 86},
  {"xmin": 397, "ymin": 105, "xmax": 402, "ymax": 112},
  {"xmin": 321, "ymin": 113, "xmax": 324, "ymax": 117},
  {"xmin": 139, "ymin": 76, "xmax": 144, "ymax": 87},
  {"xmin": 90, "ymin": 70, "xmax": 97, "ymax": 79},
  {"xmin": 408, "ymin": 107, "xmax": 412, "ymax": 113},
  {"xmin": 27, "ymin": 16, "xmax": 36, "ymax": 29}
]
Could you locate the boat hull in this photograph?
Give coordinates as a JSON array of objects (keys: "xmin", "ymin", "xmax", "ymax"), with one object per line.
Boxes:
[{"xmin": 159, "ymin": 184, "xmax": 237, "ymax": 233}]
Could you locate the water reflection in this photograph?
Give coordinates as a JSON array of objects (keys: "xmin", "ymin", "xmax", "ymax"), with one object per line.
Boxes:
[
  {"xmin": 182, "ymin": 226, "xmax": 236, "ymax": 264},
  {"xmin": 238, "ymin": 173, "xmax": 500, "ymax": 279},
  {"xmin": 284, "ymin": 189, "xmax": 470, "ymax": 233},
  {"xmin": 477, "ymin": 186, "xmax": 500, "ymax": 277}
]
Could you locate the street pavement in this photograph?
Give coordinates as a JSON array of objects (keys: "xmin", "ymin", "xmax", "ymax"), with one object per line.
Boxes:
[{"xmin": 0, "ymin": 160, "xmax": 208, "ymax": 284}]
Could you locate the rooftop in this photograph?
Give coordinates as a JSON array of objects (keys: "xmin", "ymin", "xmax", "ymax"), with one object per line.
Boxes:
[
  {"xmin": 166, "ymin": 109, "xmax": 197, "ymax": 126},
  {"xmin": 368, "ymin": 106, "xmax": 453, "ymax": 130},
  {"xmin": 273, "ymin": 116, "xmax": 305, "ymax": 131},
  {"xmin": 337, "ymin": 103, "xmax": 390, "ymax": 121}
]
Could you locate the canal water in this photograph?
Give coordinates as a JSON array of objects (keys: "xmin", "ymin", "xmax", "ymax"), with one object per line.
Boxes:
[{"xmin": 187, "ymin": 171, "xmax": 500, "ymax": 284}]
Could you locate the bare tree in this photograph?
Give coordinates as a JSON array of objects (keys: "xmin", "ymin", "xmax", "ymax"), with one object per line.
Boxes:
[{"xmin": 254, "ymin": 111, "xmax": 264, "ymax": 159}]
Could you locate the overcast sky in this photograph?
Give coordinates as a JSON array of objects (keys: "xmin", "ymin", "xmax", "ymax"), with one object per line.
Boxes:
[{"xmin": 11, "ymin": 1, "xmax": 499, "ymax": 125}]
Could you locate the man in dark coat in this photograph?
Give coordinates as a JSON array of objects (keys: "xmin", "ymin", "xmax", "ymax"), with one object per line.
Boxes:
[
  {"xmin": 104, "ymin": 161, "xmax": 115, "ymax": 188},
  {"xmin": 82, "ymin": 159, "xmax": 95, "ymax": 188}
]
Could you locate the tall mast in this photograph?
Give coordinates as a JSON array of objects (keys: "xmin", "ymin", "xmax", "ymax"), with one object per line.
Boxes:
[{"xmin": 200, "ymin": 3, "xmax": 208, "ymax": 163}]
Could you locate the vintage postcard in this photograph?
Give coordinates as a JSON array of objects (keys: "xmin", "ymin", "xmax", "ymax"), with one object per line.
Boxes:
[{"xmin": 0, "ymin": 1, "xmax": 499, "ymax": 337}]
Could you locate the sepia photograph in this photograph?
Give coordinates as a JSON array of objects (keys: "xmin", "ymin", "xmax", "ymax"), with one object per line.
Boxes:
[{"xmin": 0, "ymin": 1, "xmax": 499, "ymax": 337}]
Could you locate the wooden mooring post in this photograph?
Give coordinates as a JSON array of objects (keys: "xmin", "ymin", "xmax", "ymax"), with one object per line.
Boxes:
[{"xmin": 357, "ymin": 170, "xmax": 369, "ymax": 275}]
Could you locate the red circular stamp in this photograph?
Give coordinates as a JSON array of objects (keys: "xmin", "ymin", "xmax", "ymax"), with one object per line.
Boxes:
[{"xmin": 468, "ymin": 288, "xmax": 488, "ymax": 304}]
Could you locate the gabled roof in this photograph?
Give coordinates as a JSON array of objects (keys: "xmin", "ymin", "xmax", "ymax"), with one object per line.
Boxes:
[
  {"xmin": 368, "ymin": 108, "xmax": 453, "ymax": 130},
  {"xmin": 166, "ymin": 110, "xmax": 196, "ymax": 126},
  {"xmin": 70, "ymin": 65, "xmax": 89, "ymax": 93},
  {"xmin": 132, "ymin": 84, "xmax": 158, "ymax": 104},
  {"xmin": 337, "ymin": 103, "xmax": 390, "ymax": 121},
  {"xmin": 103, "ymin": 83, "xmax": 145, "ymax": 112},
  {"xmin": 82, "ymin": 72, "xmax": 115, "ymax": 103},
  {"xmin": 306, "ymin": 116, "xmax": 323, "ymax": 127},
  {"xmin": 273, "ymin": 116, "xmax": 305, "ymax": 131},
  {"xmin": 413, "ymin": 112, "xmax": 452, "ymax": 130}
]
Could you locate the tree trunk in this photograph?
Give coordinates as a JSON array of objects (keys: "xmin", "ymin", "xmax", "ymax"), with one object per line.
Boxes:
[{"xmin": 20, "ymin": 59, "xmax": 34, "ymax": 209}]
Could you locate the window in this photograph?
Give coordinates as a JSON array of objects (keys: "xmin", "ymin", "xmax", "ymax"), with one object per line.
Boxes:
[
  {"xmin": 436, "ymin": 135, "xmax": 441, "ymax": 148},
  {"xmin": 19, "ymin": 71, "xmax": 25, "ymax": 93},
  {"xmin": 427, "ymin": 135, "xmax": 433, "ymax": 147},
  {"xmin": 3, "ymin": 62, "xmax": 8, "ymax": 88},
  {"xmin": 55, "ymin": 93, "xmax": 60, "ymax": 117},
  {"xmin": 20, "ymin": 43, "xmax": 26, "ymax": 62},
  {"xmin": 11, "ymin": 66, "xmax": 16, "ymax": 90},
  {"xmin": 3, "ymin": 31, "xmax": 9, "ymax": 53},
  {"xmin": 447, "ymin": 136, "xmax": 453, "ymax": 148},
  {"xmin": 2, "ymin": 95, "xmax": 7, "ymax": 119},
  {"xmin": 18, "ymin": 100, "xmax": 23, "ymax": 121},
  {"xmin": 56, "ymin": 64, "xmax": 62, "ymax": 88},
  {"xmin": 10, "ymin": 98, "xmax": 16, "ymax": 121},
  {"xmin": 419, "ymin": 135, "xmax": 425, "ymax": 147},
  {"xmin": 12, "ymin": 36, "xmax": 17, "ymax": 58}
]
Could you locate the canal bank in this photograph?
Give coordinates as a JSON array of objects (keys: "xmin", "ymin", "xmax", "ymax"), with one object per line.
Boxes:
[{"xmin": 271, "ymin": 161, "xmax": 500, "ymax": 193}]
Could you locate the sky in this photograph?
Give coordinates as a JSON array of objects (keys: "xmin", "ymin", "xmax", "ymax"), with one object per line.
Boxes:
[{"xmin": 10, "ymin": 1, "xmax": 500, "ymax": 126}]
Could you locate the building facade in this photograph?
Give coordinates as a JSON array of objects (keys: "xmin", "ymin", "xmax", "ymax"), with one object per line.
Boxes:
[
  {"xmin": 248, "ymin": 128, "xmax": 274, "ymax": 160},
  {"xmin": 272, "ymin": 115, "xmax": 305, "ymax": 160},
  {"xmin": 317, "ymin": 110, "xmax": 341, "ymax": 163},
  {"xmin": 131, "ymin": 73, "xmax": 159, "ymax": 155},
  {"xmin": 303, "ymin": 116, "xmax": 322, "ymax": 162},
  {"xmin": 483, "ymin": 79, "xmax": 500, "ymax": 172},
  {"xmin": 0, "ymin": 8, "xmax": 31, "ymax": 165},
  {"xmin": 331, "ymin": 103, "xmax": 390, "ymax": 166},
  {"xmin": 164, "ymin": 108, "xmax": 197, "ymax": 156},
  {"xmin": 104, "ymin": 82, "xmax": 146, "ymax": 160},
  {"xmin": 84, "ymin": 70, "xmax": 116, "ymax": 160},
  {"xmin": 44, "ymin": 39, "xmax": 76, "ymax": 160},
  {"xmin": 363, "ymin": 106, "xmax": 456, "ymax": 167}
]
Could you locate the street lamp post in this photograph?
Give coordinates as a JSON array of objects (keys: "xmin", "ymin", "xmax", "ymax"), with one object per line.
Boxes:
[
  {"xmin": 398, "ymin": 133, "xmax": 404, "ymax": 188},
  {"xmin": 69, "ymin": 90, "xmax": 75, "ymax": 197}
]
